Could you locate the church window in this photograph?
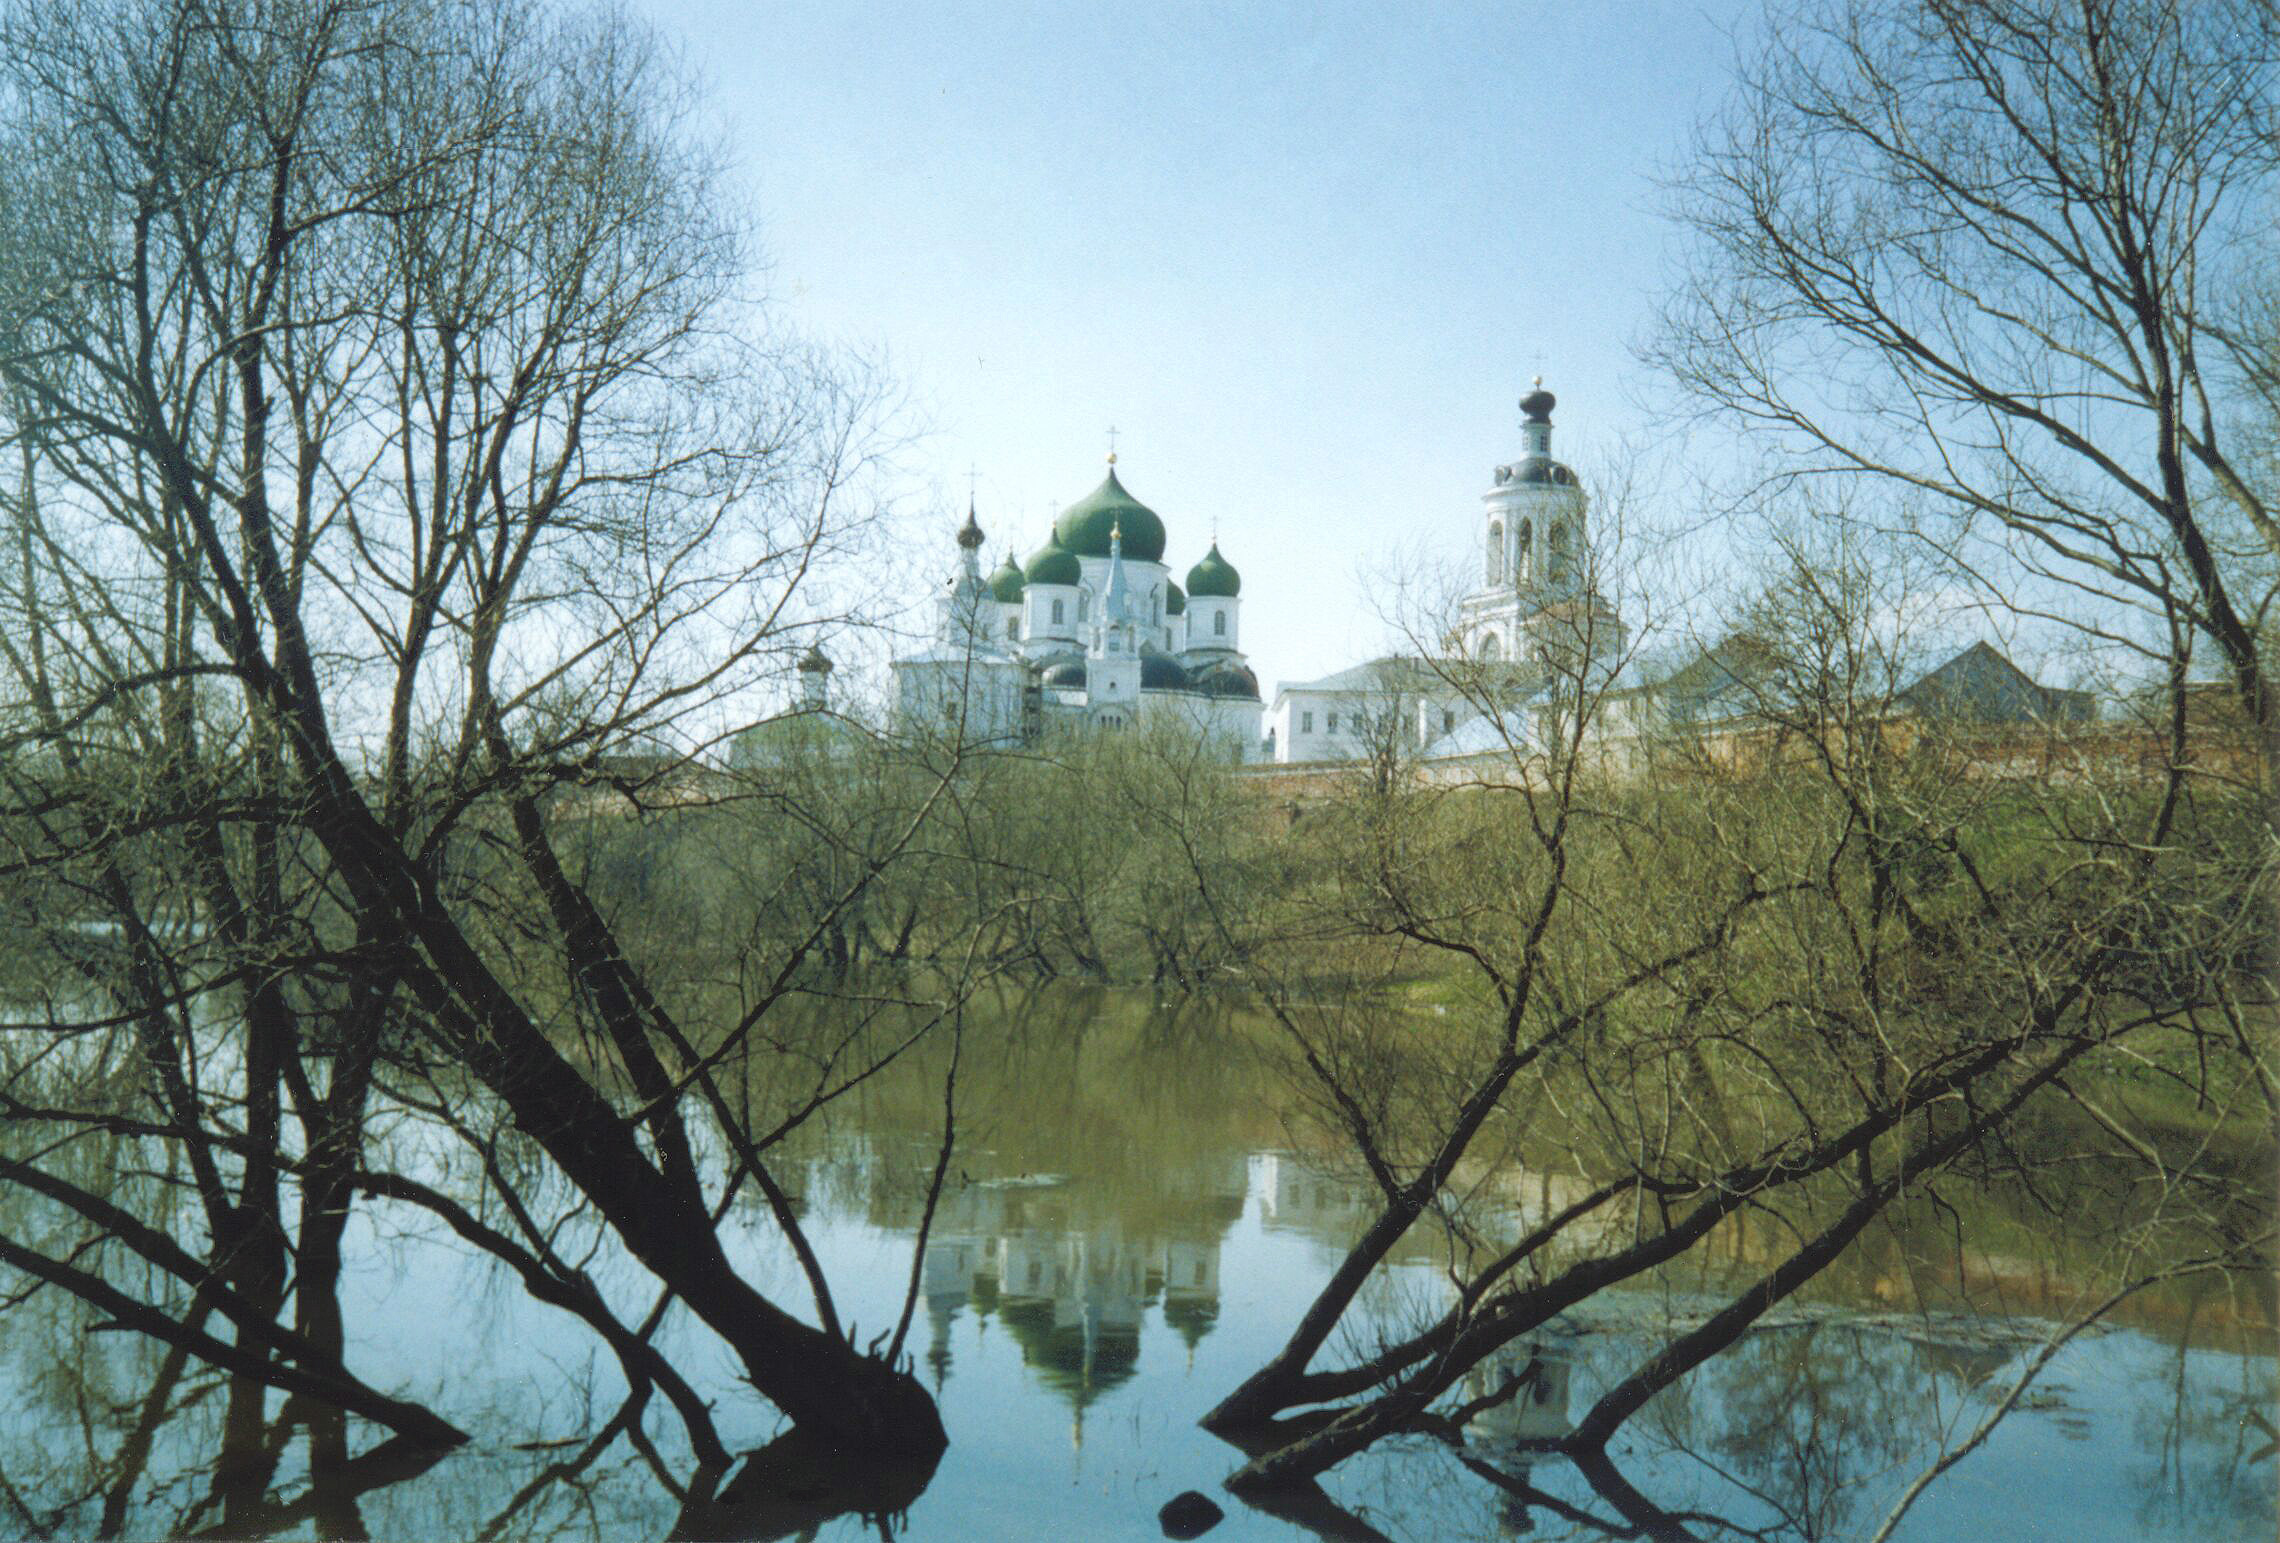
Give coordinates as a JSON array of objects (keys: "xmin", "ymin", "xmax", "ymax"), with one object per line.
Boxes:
[
  {"xmin": 1301, "ymin": 710, "xmax": 1314, "ymax": 733},
  {"xmin": 1214, "ymin": 611, "xmax": 1226, "ymax": 637},
  {"xmin": 1151, "ymin": 590, "xmax": 1160, "ymax": 624},
  {"xmin": 1480, "ymin": 632, "xmax": 1503, "ymax": 662},
  {"xmin": 1078, "ymin": 591, "xmax": 1090, "ymax": 622},
  {"xmin": 1007, "ymin": 617, "xmax": 1019, "ymax": 640},
  {"xmin": 1326, "ymin": 712, "xmax": 1339, "ymax": 733},
  {"xmin": 1051, "ymin": 598, "xmax": 1064, "ymax": 625},
  {"xmin": 1443, "ymin": 710, "xmax": 1455, "ymax": 732},
  {"xmin": 1488, "ymin": 520, "xmax": 1505, "ymax": 583},
  {"xmin": 1549, "ymin": 522, "xmax": 1571, "ymax": 583},
  {"xmin": 1517, "ymin": 520, "xmax": 1532, "ymax": 579}
]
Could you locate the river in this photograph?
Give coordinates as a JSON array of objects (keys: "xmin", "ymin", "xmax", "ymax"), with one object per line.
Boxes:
[{"xmin": 0, "ymin": 988, "xmax": 2270, "ymax": 1540}]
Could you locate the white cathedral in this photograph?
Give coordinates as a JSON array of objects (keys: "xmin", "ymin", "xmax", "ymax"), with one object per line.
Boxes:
[
  {"xmin": 891, "ymin": 457, "xmax": 1263, "ymax": 751},
  {"xmin": 889, "ymin": 382, "xmax": 1624, "ymax": 765}
]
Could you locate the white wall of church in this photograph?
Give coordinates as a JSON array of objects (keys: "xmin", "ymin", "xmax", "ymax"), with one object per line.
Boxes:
[
  {"xmin": 1143, "ymin": 691, "xmax": 1262, "ymax": 760},
  {"xmin": 891, "ymin": 657, "xmax": 1027, "ymax": 745},
  {"xmin": 1024, "ymin": 583, "xmax": 1080, "ymax": 646},
  {"xmin": 1268, "ymin": 686, "xmax": 1478, "ymax": 763},
  {"xmin": 1269, "ymin": 691, "xmax": 1357, "ymax": 762},
  {"xmin": 1185, "ymin": 595, "xmax": 1238, "ymax": 654}
]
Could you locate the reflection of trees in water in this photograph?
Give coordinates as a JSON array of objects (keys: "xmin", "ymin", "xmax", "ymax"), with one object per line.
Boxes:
[
  {"xmin": 1274, "ymin": 1306, "xmax": 2274, "ymax": 1543},
  {"xmin": 1244, "ymin": 1176, "xmax": 2274, "ymax": 1543},
  {"xmin": 2124, "ymin": 1298, "xmax": 2280, "ymax": 1543},
  {"xmin": 1, "ymin": 990, "xmax": 2269, "ymax": 1538},
  {"xmin": 0, "ymin": 1115, "xmax": 695, "ymax": 1541},
  {"xmin": 0, "ymin": 989, "xmax": 1271, "ymax": 1536},
  {"xmin": 1633, "ymin": 1322, "xmax": 1958, "ymax": 1539},
  {"xmin": 1446, "ymin": 1313, "xmax": 2276, "ymax": 1543},
  {"xmin": 879, "ymin": 1004, "xmax": 2274, "ymax": 1537}
]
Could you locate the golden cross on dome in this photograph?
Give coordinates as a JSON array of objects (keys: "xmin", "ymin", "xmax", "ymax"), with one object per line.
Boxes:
[{"xmin": 1106, "ymin": 424, "xmax": 1119, "ymax": 465}]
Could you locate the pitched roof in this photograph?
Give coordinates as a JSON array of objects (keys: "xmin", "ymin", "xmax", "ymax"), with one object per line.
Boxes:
[
  {"xmin": 1899, "ymin": 642, "xmax": 2092, "ymax": 722},
  {"xmin": 1420, "ymin": 702, "xmax": 1552, "ymax": 760},
  {"xmin": 1278, "ymin": 654, "xmax": 1534, "ymax": 698}
]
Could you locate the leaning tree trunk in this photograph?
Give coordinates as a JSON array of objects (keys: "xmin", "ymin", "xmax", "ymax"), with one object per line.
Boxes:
[{"xmin": 312, "ymin": 770, "xmax": 948, "ymax": 1455}]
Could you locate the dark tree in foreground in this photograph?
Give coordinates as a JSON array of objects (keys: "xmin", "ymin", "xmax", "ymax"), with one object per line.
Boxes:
[
  {"xmin": 1186, "ymin": 525, "xmax": 2268, "ymax": 1502},
  {"xmin": 0, "ymin": 0, "xmax": 959, "ymax": 1519}
]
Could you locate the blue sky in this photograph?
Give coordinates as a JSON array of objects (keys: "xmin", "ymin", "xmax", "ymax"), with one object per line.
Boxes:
[{"xmin": 643, "ymin": 0, "xmax": 1752, "ymax": 696}]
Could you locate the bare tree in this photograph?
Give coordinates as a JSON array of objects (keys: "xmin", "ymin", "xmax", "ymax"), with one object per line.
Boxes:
[
  {"xmin": 1652, "ymin": 0, "xmax": 2280, "ymax": 757},
  {"xmin": 0, "ymin": 0, "xmax": 960, "ymax": 1513},
  {"xmin": 1183, "ymin": 519, "xmax": 2262, "ymax": 1506}
]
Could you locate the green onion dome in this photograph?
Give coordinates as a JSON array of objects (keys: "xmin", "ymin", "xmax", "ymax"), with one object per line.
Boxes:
[
  {"xmin": 1165, "ymin": 581, "xmax": 1186, "ymax": 616},
  {"xmin": 1194, "ymin": 662, "xmax": 1260, "ymax": 700},
  {"xmin": 988, "ymin": 550, "xmax": 1026, "ymax": 603},
  {"xmin": 1498, "ymin": 458, "xmax": 1579, "ymax": 487},
  {"xmin": 1185, "ymin": 541, "xmax": 1240, "ymax": 598},
  {"xmin": 1024, "ymin": 532, "xmax": 1082, "ymax": 587},
  {"xmin": 1139, "ymin": 653, "xmax": 1191, "ymax": 691},
  {"xmin": 1053, "ymin": 467, "xmax": 1166, "ymax": 561}
]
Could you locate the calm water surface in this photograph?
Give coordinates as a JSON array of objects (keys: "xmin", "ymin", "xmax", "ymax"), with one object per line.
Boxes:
[{"xmin": 2, "ymin": 992, "xmax": 2271, "ymax": 1540}]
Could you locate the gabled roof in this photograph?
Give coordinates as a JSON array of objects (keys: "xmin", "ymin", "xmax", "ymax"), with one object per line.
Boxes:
[
  {"xmin": 1278, "ymin": 655, "xmax": 1533, "ymax": 698},
  {"xmin": 1899, "ymin": 642, "xmax": 2093, "ymax": 723},
  {"xmin": 1650, "ymin": 636, "xmax": 2095, "ymax": 726},
  {"xmin": 1652, "ymin": 633, "xmax": 1784, "ymax": 701},
  {"xmin": 1420, "ymin": 700, "xmax": 1553, "ymax": 760},
  {"xmin": 729, "ymin": 708, "xmax": 872, "ymax": 767}
]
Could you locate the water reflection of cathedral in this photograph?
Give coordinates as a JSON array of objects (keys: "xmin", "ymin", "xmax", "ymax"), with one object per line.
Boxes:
[
  {"xmin": 1463, "ymin": 1342, "xmax": 1577, "ymax": 1538},
  {"xmin": 875, "ymin": 1153, "xmax": 1248, "ymax": 1441},
  {"xmin": 1259, "ymin": 1152, "xmax": 1380, "ymax": 1237},
  {"xmin": 1262, "ymin": 1150, "xmax": 1645, "ymax": 1270}
]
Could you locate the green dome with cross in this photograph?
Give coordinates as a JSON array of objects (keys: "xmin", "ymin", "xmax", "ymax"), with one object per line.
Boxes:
[
  {"xmin": 1185, "ymin": 541, "xmax": 1240, "ymax": 598},
  {"xmin": 1052, "ymin": 464, "xmax": 1166, "ymax": 562}
]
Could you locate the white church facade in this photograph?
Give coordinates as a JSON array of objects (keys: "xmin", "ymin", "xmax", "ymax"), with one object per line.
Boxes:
[
  {"xmin": 1267, "ymin": 383, "xmax": 1627, "ymax": 764},
  {"xmin": 884, "ymin": 383, "xmax": 1626, "ymax": 767},
  {"xmin": 891, "ymin": 458, "xmax": 1264, "ymax": 754}
]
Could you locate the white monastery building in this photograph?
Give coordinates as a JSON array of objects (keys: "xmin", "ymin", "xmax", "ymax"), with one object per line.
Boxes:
[
  {"xmin": 888, "ymin": 382, "xmax": 1631, "ymax": 766},
  {"xmin": 891, "ymin": 456, "xmax": 1263, "ymax": 753},
  {"xmin": 1268, "ymin": 382, "xmax": 1627, "ymax": 764},
  {"xmin": 867, "ymin": 382, "xmax": 2077, "ymax": 774}
]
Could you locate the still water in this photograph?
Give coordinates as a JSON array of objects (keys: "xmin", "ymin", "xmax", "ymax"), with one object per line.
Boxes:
[{"xmin": 2, "ymin": 991, "xmax": 2272, "ymax": 1540}]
